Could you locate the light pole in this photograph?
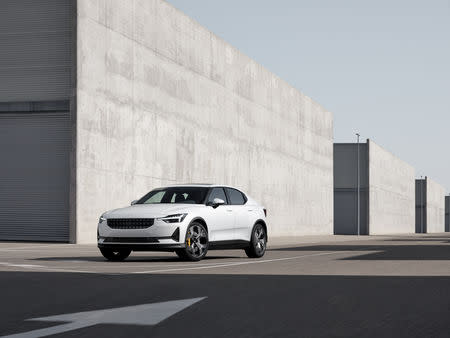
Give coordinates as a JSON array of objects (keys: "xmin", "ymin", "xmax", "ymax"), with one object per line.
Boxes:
[
  {"xmin": 356, "ymin": 133, "xmax": 360, "ymax": 236},
  {"xmin": 420, "ymin": 176, "xmax": 424, "ymax": 234}
]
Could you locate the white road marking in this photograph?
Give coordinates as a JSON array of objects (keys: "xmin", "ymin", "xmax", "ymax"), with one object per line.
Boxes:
[
  {"xmin": 0, "ymin": 248, "xmax": 361, "ymax": 275},
  {"xmin": 0, "ymin": 262, "xmax": 47, "ymax": 268},
  {"xmin": 0, "ymin": 258, "xmax": 259, "ymax": 274},
  {"xmin": 112, "ymin": 260, "xmax": 249, "ymax": 269},
  {"xmin": 0, "ymin": 251, "xmax": 346, "ymax": 275},
  {"xmin": 0, "ymin": 262, "xmax": 92, "ymax": 274},
  {"xmin": 0, "ymin": 245, "xmax": 69, "ymax": 252},
  {"xmin": 0, "ymin": 297, "xmax": 206, "ymax": 338},
  {"xmin": 133, "ymin": 251, "xmax": 343, "ymax": 274}
]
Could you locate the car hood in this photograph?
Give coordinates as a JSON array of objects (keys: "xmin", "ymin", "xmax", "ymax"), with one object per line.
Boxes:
[{"xmin": 103, "ymin": 204, "xmax": 205, "ymax": 219}]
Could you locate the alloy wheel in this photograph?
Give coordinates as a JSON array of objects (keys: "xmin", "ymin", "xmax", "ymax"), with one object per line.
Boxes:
[
  {"xmin": 254, "ymin": 226, "xmax": 266, "ymax": 255},
  {"xmin": 186, "ymin": 224, "xmax": 208, "ymax": 259}
]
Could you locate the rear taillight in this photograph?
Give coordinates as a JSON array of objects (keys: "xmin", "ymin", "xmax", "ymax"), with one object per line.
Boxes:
[{"xmin": 263, "ymin": 208, "xmax": 267, "ymax": 217}]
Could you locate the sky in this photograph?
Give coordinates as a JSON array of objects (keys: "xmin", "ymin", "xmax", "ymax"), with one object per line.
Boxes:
[{"xmin": 167, "ymin": 0, "xmax": 450, "ymax": 193}]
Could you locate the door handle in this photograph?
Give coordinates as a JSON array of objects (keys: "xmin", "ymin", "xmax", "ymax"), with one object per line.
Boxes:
[
  {"xmin": 226, "ymin": 209, "xmax": 233, "ymax": 212},
  {"xmin": 248, "ymin": 209, "xmax": 253, "ymax": 212}
]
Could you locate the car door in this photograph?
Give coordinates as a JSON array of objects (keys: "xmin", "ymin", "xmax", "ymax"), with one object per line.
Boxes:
[
  {"xmin": 206, "ymin": 187, "xmax": 235, "ymax": 242},
  {"xmin": 225, "ymin": 188, "xmax": 250, "ymax": 241}
]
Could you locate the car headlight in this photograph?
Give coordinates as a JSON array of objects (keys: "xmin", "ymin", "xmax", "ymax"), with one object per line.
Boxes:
[
  {"xmin": 99, "ymin": 215, "xmax": 107, "ymax": 224},
  {"xmin": 158, "ymin": 213, "xmax": 187, "ymax": 223}
]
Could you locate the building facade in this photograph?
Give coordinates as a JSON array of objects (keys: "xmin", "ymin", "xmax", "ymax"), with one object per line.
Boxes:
[
  {"xmin": 334, "ymin": 140, "xmax": 416, "ymax": 235},
  {"xmin": 0, "ymin": 0, "xmax": 334, "ymax": 243}
]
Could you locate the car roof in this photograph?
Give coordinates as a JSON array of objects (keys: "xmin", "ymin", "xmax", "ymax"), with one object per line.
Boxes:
[{"xmin": 159, "ymin": 183, "xmax": 240, "ymax": 190}]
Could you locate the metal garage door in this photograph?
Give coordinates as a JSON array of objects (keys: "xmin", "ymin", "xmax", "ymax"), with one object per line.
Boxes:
[
  {"xmin": 0, "ymin": 112, "xmax": 70, "ymax": 241},
  {"xmin": 446, "ymin": 196, "xmax": 449, "ymax": 232},
  {"xmin": 0, "ymin": 0, "xmax": 73, "ymax": 102},
  {"xmin": 334, "ymin": 190, "xmax": 369, "ymax": 235}
]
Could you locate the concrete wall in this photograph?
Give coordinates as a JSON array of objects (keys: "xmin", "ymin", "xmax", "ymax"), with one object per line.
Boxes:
[
  {"xmin": 425, "ymin": 177, "xmax": 445, "ymax": 233},
  {"xmin": 75, "ymin": 0, "xmax": 334, "ymax": 243},
  {"xmin": 368, "ymin": 140, "xmax": 415, "ymax": 234}
]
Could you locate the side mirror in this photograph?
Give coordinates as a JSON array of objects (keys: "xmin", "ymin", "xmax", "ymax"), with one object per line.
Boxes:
[
  {"xmin": 131, "ymin": 200, "xmax": 138, "ymax": 205},
  {"xmin": 208, "ymin": 198, "xmax": 225, "ymax": 208}
]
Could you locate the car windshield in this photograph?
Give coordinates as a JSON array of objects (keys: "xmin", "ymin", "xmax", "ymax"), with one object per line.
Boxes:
[{"xmin": 136, "ymin": 187, "xmax": 209, "ymax": 205}]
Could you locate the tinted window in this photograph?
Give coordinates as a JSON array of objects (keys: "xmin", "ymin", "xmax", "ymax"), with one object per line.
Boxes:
[
  {"xmin": 207, "ymin": 188, "xmax": 228, "ymax": 204},
  {"xmin": 145, "ymin": 191, "xmax": 165, "ymax": 203},
  {"xmin": 226, "ymin": 188, "xmax": 246, "ymax": 205},
  {"xmin": 137, "ymin": 187, "xmax": 209, "ymax": 205}
]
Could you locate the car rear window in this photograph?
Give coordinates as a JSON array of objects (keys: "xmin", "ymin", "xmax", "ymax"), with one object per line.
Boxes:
[{"xmin": 225, "ymin": 188, "xmax": 246, "ymax": 205}]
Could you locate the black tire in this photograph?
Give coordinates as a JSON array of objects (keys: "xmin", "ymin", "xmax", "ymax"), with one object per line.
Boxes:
[
  {"xmin": 177, "ymin": 222, "xmax": 209, "ymax": 261},
  {"xmin": 245, "ymin": 223, "xmax": 267, "ymax": 258},
  {"xmin": 175, "ymin": 249, "xmax": 188, "ymax": 260},
  {"xmin": 99, "ymin": 248, "xmax": 131, "ymax": 261}
]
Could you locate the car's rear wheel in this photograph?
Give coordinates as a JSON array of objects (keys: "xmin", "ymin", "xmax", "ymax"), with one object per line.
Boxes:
[
  {"xmin": 176, "ymin": 222, "xmax": 208, "ymax": 261},
  {"xmin": 99, "ymin": 248, "xmax": 131, "ymax": 261},
  {"xmin": 245, "ymin": 223, "xmax": 267, "ymax": 258}
]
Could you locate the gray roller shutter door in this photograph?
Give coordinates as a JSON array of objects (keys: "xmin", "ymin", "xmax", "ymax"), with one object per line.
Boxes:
[
  {"xmin": 0, "ymin": 112, "xmax": 70, "ymax": 241},
  {"xmin": 0, "ymin": 0, "xmax": 73, "ymax": 102}
]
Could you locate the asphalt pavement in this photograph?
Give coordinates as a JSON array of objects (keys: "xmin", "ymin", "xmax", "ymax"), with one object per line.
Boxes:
[{"xmin": 0, "ymin": 234, "xmax": 449, "ymax": 337}]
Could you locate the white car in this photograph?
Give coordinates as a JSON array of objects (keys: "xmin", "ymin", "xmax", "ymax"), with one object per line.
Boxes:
[{"xmin": 97, "ymin": 184, "xmax": 268, "ymax": 261}]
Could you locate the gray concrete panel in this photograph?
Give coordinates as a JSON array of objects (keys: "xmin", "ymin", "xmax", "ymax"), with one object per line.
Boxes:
[
  {"xmin": 75, "ymin": 0, "xmax": 334, "ymax": 243},
  {"xmin": 333, "ymin": 144, "xmax": 368, "ymax": 189},
  {"xmin": 334, "ymin": 189, "xmax": 368, "ymax": 235},
  {"xmin": 368, "ymin": 140, "xmax": 415, "ymax": 234},
  {"xmin": 333, "ymin": 143, "xmax": 369, "ymax": 235},
  {"xmin": 415, "ymin": 179, "xmax": 427, "ymax": 233},
  {"xmin": 445, "ymin": 196, "xmax": 449, "ymax": 232}
]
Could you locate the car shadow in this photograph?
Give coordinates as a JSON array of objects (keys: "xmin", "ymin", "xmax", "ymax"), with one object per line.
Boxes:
[
  {"xmin": 381, "ymin": 238, "xmax": 450, "ymax": 243},
  {"xmin": 269, "ymin": 237, "xmax": 450, "ymax": 260}
]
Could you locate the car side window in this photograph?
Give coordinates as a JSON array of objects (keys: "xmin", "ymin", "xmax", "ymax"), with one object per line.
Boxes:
[
  {"xmin": 208, "ymin": 188, "xmax": 228, "ymax": 204},
  {"xmin": 171, "ymin": 193, "xmax": 188, "ymax": 203},
  {"xmin": 225, "ymin": 188, "xmax": 246, "ymax": 205}
]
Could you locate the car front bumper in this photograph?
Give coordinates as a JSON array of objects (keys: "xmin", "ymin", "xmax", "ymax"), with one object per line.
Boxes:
[
  {"xmin": 97, "ymin": 219, "xmax": 187, "ymax": 251},
  {"xmin": 98, "ymin": 241, "xmax": 186, "ymax": 251}
]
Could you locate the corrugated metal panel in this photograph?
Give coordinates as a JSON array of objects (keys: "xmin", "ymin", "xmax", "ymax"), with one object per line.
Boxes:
[
  {"xmin": 0, "ymin": 0, "xmax": 73, "ymax": 102},
  {"xmin": 0, "ymin": 112, "xmax": 70, "ymax": 241}
]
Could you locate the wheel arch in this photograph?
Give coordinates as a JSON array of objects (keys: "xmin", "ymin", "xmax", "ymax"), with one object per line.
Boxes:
[
  {"xmin": 253, "ymin": 219, "xmax": 268, "ymax": 242},
  {"xmin": 190, "ymin": 217, "xmax": 209, "ymax": 235}
]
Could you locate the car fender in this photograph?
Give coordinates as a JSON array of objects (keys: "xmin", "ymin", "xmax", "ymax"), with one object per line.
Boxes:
[
  {"xmin": 188, "ymin": 216, "xmax": 209, "ymax": 238},
  {"xmin": 252, "ymin": 219, "xmax": 268, "ymax": 243}
]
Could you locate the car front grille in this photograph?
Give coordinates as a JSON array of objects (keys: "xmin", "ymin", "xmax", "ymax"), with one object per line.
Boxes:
[{"xmin": 107, "ymin": 218, "xmax": 154, "ymax": 229}]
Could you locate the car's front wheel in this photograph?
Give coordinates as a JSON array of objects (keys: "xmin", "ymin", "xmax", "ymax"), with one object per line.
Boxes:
[
  {"xmin": 99, "ymin": 248, "xmax": 131, "ymax": 261},
  {"xmin": 176, "ymin": 222, "xmax": 209, "ymax": 261},
  {"xmin": 245, "ymin": 223, "xmax": 267, "ymax": 258}
]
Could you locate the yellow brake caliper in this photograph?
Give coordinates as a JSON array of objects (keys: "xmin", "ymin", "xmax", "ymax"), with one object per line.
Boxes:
[{"xmin": 187, "ymin": 237, "xmax": 191, "ymax": 247}]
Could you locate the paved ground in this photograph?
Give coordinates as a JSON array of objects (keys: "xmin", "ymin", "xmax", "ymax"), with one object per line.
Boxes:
[{"xmin": 0, "ymin": 233, "xmax": 449, "ymax": 337}]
